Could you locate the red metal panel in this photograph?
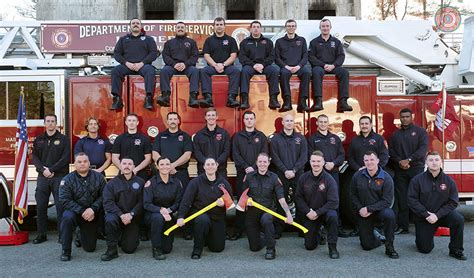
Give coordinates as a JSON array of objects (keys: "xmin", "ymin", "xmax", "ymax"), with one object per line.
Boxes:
[
  {"xmin": 68, "ymin": 76, "xmax": 127, "ymax": 150},
  {"xmin": 375, "ymin": 98, "xmax": 417, "ymax": 143},
  {"xmin": 460, "ymin": 98, "xmax": 474, "ymax": 192},
  {"xmin": 0, "ymin": 127, "xmax": 44, "ymax": 165}
]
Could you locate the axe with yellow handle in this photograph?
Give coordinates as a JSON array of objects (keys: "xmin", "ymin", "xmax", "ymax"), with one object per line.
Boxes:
[
  {"xmin": 247, "ymin": 197, "xmax": 308, "ymax": 234},
  {"xmin": 164, "ymin": 198, "xmax": 223, "ymax": 236}
]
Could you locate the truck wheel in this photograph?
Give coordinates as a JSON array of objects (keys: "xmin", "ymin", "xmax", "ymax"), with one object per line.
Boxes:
[{"xmin": 0, "ymin": 186, "xmax": 8, "ymax": 218}]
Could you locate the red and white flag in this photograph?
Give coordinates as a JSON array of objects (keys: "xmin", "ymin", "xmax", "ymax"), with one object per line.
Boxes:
[
  {"xmin": 430, "ymin": 86, "xmax": 460, "ymax": 141},
  {"xmin": 14, "ymin": 91, "xmax": 29, "ymax": 224}
]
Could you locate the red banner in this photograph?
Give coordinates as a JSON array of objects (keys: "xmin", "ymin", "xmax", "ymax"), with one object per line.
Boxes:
[{"xmin": 40, "ymin": 21, "xmax": 251, "ymax": 54}]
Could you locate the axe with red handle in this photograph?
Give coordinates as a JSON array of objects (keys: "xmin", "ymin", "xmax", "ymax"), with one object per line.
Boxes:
[{"xmin": 236, "ymin": 188, "xmax": 250, "ymax": 211}]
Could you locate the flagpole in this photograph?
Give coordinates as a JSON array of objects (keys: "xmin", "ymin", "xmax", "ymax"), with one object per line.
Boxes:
[{"xmin": 441, "ymin": 83, "xmax": 446, "ymax": 169}]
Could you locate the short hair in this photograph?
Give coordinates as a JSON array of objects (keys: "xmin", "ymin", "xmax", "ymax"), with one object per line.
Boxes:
[
  {"xmin": 364, "ymin": 150, "xmax": 378, "ymax": 158},
  {"xmin": 120, "ymin": 156, "xmax": 135, "ymax": 164},
  {"xmin": 167, "ymin": 112, "xmax": 181, "ymax": 121},
  {"xmin": 157, "ymin": 156, "xmax": 171, "ymax": 164},
  {"xmin": 243, "ymin": 111, "xmax": 256, "ymax": 119},
  {"xmin": 44, "ymin": 114, "xmax": 57, "ymax": 122},
  {"xmin": 359, "ymin": 116, "xmax": 372, "ymax": 124},
  {"xmin": 257, "ymin": 152, "xmax": 271, "ymax": 161},
  {"xmin": 399, "ymin": 108, "xmax": 413, "ymax": 115},
  {"xmin": 425, "ymin": 151, "xmax": 441, "ymax": 160},
  {"xmin": 320, "ymin": 19, "xmax": 332, "ymax": 27},
  {"xmin": 311, "ymin": 150, "xmax": 324, "ymax": 158},
  {"xmin": 204, "ymin": 157, "xmax": 217, "ymax": 164},
  {"xmin": 285, "ymin": 19, "xmax": 297, "ymax": 27},
  {"xmin": 213, "ymin": 17, "xmax": 225, "ymax": 25},
  {"xmin": 125, "ymin": 113, "xmax": 139, "ymax": 121},
  {"xmin": 250, "ymin": 20, "xmax": 262, "ymax": 28},
  {"xmin": 129, "ymin": 17, "xmax": 141, "ymax": 25},
  {"xmin": 74, "ymin": 152, "xmax": 89, "ymax": 161},
  {"xmin": 85, "ymin": 117, "xmax": 100, "ymax": 131},
  {"xmin": 205, "ymin": 107, "xmax": 217, "ymax": 116},
  {"xmin": 176, "ymin": 21, "xmax": 185, "ymax": 25},
  {"xmin": 317, "ymin": 114, "xmax": 329, "ymax": 120}
]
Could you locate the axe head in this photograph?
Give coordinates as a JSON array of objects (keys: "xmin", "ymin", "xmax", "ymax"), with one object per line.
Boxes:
[
  {"xmin": 219, "ymin": 186, "xmax": 235, "ymax": 210},
  {"xmin": 236, "ymin": 188, "xmax": 250, "ymax": 212}
]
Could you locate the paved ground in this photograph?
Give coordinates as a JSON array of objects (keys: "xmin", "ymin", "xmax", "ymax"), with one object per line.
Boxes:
[{"xmin": 1, "ymin": 206, "xmax": 474, "ymax": 277}]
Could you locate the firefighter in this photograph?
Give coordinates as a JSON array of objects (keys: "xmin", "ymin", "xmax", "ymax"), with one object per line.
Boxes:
[
  {"xmin": 242, "ymin": 153, "xmax": 293, "ymax": 260},
  {"xmin": 350, "ymin": 151, "xmax": 399, "ymax": 259},
  {"xmin": 270, "ymin": 114, "xmax": 308, "ymax": 237},
  {"xmin": 274, "ymin": 19, "xmax": 311, "ymax": 113},
  {"xmin": 389, "ymin": 108, "xmax": 428, "ymax": 234},
  {"xmin": 158, "ymin": 22, "xmax": 199, "ymax": 107},
  {"xmin": 308, "ymin": 19, "xmax": 352, "ymax": 112},
  {"xmin": 74, "ymin": 117, "xmax": 112, "ymax": 174},
  {"xmin": 58, "ymin": 153, "xmax": 106, "ymax": 261},
  {"xmin": 111, "ymin": 18, "xmax": 159, "ymax": 110},
  {"xmin": 200, "ymin": 17, "xmax": 240, "ymax": 108},
  {"xmin": 193, "ymin": 108, "xmax": 231, "ymax": 177},
  {"xmin": 176, "ymin": 157, "xmax": 233, "ymax": 259},
  {"xmin": 407, "ymin": 151, "xmax": 466, "ymax": 260},
  {"xmin": 111, "ymin": 113, "xmax": 152, "ymax": 181},
  {"xmin": 101, "ymin": 157, "xmax": 144, "ymax": 261},
  {"xmin": 32, "ymin": 114, "xmax": 70, "ymax": 244},
  {"xmin": 239, "ymin": 21, "xmax": 280, "ymax": 111},
  {"xmin": 295, "ymin": 151, "xmax": 340, "ymax": 259},
  {"xmin": 230, "ymin": 111, "xmax": 269, "ymax": 241},
  {"xmin": 144, "ymin": 157, "xmax": 183, "ymax": 260}
]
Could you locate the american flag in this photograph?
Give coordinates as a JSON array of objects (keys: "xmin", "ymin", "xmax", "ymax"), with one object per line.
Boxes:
[{"xmin": 14, "ymin": 91, "xmax": 29, "ymax": 224}]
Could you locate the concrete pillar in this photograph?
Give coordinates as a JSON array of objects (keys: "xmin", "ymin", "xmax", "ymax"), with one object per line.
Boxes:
[
  {"xmin": 257, "ymin": 0, "xmax": 308, "ymax": 20},
  {"xmin": 174, "ymin": 0, "xmax": 226, "ymax": 20},
  {"xmin": 335, "ymin": 0, "xmax": 353, "ymax": 16},
  {"xmin": 37, "ymin": 0, "xmax": 129, "ymax": 20}
]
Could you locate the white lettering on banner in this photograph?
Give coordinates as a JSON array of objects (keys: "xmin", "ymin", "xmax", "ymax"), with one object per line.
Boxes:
[{"xmin": 80, "ymin": 25, "xmax": 130, "ymax": 38}]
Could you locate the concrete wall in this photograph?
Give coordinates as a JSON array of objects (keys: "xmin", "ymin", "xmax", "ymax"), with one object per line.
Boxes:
[
  {"xmin": 37, "ymin": 0, "xmax": 134, "ymax": 20},
  {"xmin": 257, "ymin": 0, "xmax": 309, "ymax": 20},
  {"xmin": 174, "ymin": 0, "xmax": 226, "ymax": 20}
]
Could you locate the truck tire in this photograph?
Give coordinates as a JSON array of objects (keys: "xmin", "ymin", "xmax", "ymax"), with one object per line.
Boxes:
[{"xmin": 0, "ymin": 186, "xmax": 8, "ymax": 218}]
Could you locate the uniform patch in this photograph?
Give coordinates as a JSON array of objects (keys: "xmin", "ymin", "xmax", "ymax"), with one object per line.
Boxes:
[
  {"xmin": 330, "ymin": 137, "xmax": 336, "ymax": 145},
  {"xmin": 261, "ymin": 40, "xmax": 267, "ymax": 45},
  {"xmin": 134, "ymin": 139, "xmax": 141, "ymax": 146},
  {"xmin": 140, "ymin": 36, "xmax": 146, "ymax": 41},
  {"xmin": 132, "ymin": 182, "xmax": 140, "ymax": 190},
  {"xmin": 216, "ymin": 134, "xmax": 222, "ymax": 141},
  {"xmin": 296, "ymin": 40, "xmax": 302, "ymax": 46},
  {"xmin": 98, "ymin": 139, "xmax": 104, "ymax": 145},
  {"xmin": 60, "ymin": 180, "xmax": 65, "ymax": 186},
  {"xmin": 184, "ymin": 42, "xmax": 191, "ymax": 48},
  {"xmin": 318, "ymin": 183, "xmax": 326, "ymax": 191},
  {"xmin": 178, "ymin": 135, "xmax": 184, "ymax": 141},
  {"xmin": 368, "ymin": 139, "xmax": 376, "ymax": 145},
  {"xmin": 295, "ymin": 137, "xmax": 301, "ymax": 144},
  {"xmin": 440, "ymin": 184, "xmax": 447, "ymax": 191},
  {"xmin": 144, "ymin": 181, "xmax": 151, "ymax": 188},
  {"xmin": 411, "ymin": 131, "xmax": 416, "ymax": 136},
  {"xmin": 254, "ymin": 137, "xmax": 260, "ymax": 143},
  {"xmin": 374, "ymin": 179, "xmax": 383, "ymax": 186},
  {"xmin": 330, "ymin": 41, "xmax": 336, "ymax": 48},
  {"xmin": 54, "ymin": 140, "xmax": 61, "ymax": 145},
  {"xmin": 223, "ymin": 39, "xmax": 229, "ymax": 45}
]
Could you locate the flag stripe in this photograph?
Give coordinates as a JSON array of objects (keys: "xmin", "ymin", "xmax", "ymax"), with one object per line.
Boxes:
[{"xmin": 14, "ymin": 92, "xmax": 28, "ymax": 224}]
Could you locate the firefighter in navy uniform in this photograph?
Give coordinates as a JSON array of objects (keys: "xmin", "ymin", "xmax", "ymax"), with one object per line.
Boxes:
[
  {"xmin": 407, "ymin": 151, "xmax": 466, "ymax": 260},
  {"xmin": 308, "ymin": 19, "xmax": 352, "ymax": 112},
  {"xmin": 101, "ymin": 157, "xmax": 144, "ymax": 261},
  {"xmin": 239, "ymin": 21, "xmax": 281, "ymax": 111},
  {"xmin": 157, "ymin": 22, "xmax": 199, "ymax": 107},
  {"xmin": 230, "ymin": 111, "xmax": 269, "ymax": 240},
  {"xmin": 200, "ymin": 17, "xmax": 240, "ymax": 108},
  {"xmin": 242, "ymin": 153, "xmax": 293, "ymax": 260},
  {"xmin": 274, "ymin": 19, "xmax": 311, "ymax": 113},
  {"xmin": 270, "ymin": 114, "xmax": 308, "ymax": 237},
  {"xmin": 58, "ymin": 153, "xmax": 106, "ymax": 261},
  {"xmin": 144, "ymin": 157, "xmax": 183, "ymax": 260},
  {"xmin": 32, "ymin": 114, "xmax": 70, "ymax": 244},
  {"xmin": 193, "ymin": 108, "xmax": 231, "ymax": 177},
  {"xmin": 295, "ymin": 151, "xmax": 340, "ymax": 259},
  {"xmin": 111, "ymin": 18, "xmax": 159, "ymax": 110},
  {"xmin": 176, "ymin": 157, "xmax": 233, "ymax": 259},
  {"xmin": 350, "ymin": 151, "xmax": 399, "ymax": 259},
  {"xmin": 389, "ymin": 108, "xmax": 428, "ymax": 234}
]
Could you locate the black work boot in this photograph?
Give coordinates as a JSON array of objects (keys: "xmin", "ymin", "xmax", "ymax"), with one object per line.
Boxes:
[
  {"xmin": 60, "ymin": 249, "xmax": 71, "ymax": 261},
  {"xmin": 153, "ymin": 247, "xmax": 166, "ymax": 260},
  {"xmin": 279, "ymin": 95, "xmax": 292, "ymax": 112},
  {"xmin": 157, "ymin": 91, "xmax": 171, "ymax": 107},
  {"xmin": 239, "ymin": 94, "xmax": 250, "ymax": 110},
  {"xmin": 268, "ymin": 94, "xmax": 281, "ymax": 110},
  {"xmin": 385, "ymin": 242, "xmax": 399, "ymax": 259},
  {"xmin": 337, "ymin": 97, "xmax": 353, "ymax": 112},
  {"xmin": 74, "ymin": 229, "xmax": 81, "ymax": 247},
  {"xmin": 199, "ymin": 93, "xmax": 214, "ymax": 108},
  {"xmin": 309, "ymin": 97, "xmax": 323, "ymax": 112},
  {"xmin": 188, "ymin": 92, "xmax": 199, "ymax": 108},
  {"xmin": 297, "ymin": 97, "xmax": 310, "ymax": 113},
  {"xmin": 265, "ymin": 248, "xmax": 276, "ymax": 260},
  {"xmin": 111, "ymin": 96, "xmax": 123, "ymax": 110},
  {"xmin": 226, "ymin": 94, "xmax": 240, "ymax": 108},
  {"xmin": 449, "ymin": 250, "xmax": 467, "ymax": 261},
  {"xmin": 191, "ymin": 248, "xmax": 202, "ymax": 259},
  {"xmin": 328, "ymin": 244, "xmax": 340, "ymax": 259},
  {"xmin": 144, "ymin": 94, "xmax": 154, "ymax": 110},
  {"xmin": 101, "ymin": 245, "xmax": 119, "ymax": 261},
  {"xmin": 33, "ymin": 233, "xmax": 47, "ymax": 244}
]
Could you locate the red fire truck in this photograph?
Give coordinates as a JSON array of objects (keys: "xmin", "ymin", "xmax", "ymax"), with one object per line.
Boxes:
[{"xmin": 0, "ymin": 18, "xmax": 473, "ymax": 221}]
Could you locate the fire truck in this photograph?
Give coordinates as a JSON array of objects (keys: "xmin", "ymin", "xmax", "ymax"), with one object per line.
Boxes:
[{"xmin": 0, "ymin": 17, "xmax": 473, "ymax": 221}]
